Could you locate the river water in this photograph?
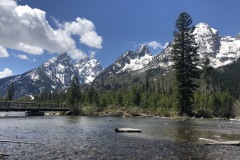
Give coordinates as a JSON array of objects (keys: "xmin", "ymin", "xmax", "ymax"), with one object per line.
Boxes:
[{"xmin": 0, "ymin": 115, "xmax": 240, "ymax": 159}]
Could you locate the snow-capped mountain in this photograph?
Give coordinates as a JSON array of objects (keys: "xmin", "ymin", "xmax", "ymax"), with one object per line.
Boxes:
[
  {"xmin": 94, "ymin": 22, "xmax": 240, "ymax": 88},
  {"xmin": 0, "ymin": 53, "xmax": 103, "ymax": 98},
  {"xmin": 75, "ymin": 57, "xmax": 103, "ymax": 84},
  {"xmin": 118, "ymin": 44, "xmax": 153, "ymax": 73},
  {"xmin": 149, "ymin": 23, "xmax": 240, "ymax": 69},
  {"xmin": 95, "ymin": 44, "xmax": 153, "ymax": 79},
  {"xmin": 193, "ymin": 23, "xmax": 240, "ymax": 67}
]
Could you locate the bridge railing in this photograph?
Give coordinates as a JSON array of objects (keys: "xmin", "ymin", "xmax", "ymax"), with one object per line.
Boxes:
[{"xmin": 0, "ymin": 101, "xmax": 70, "ymax": 111}]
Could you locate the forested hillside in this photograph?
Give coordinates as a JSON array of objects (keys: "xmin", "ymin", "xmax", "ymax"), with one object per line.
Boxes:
[{"xmin": 211, "ymin": 58, "xmax": 240, "ymax": 99}]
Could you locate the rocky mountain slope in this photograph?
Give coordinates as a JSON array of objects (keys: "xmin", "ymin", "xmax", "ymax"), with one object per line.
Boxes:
[
  {"xmin": 95, "ymin": 44, "xmax": 153, "ymax": 80},
  {"xmin": 0, "ymin": 53, "xmax": 103, "ymax": 98}
]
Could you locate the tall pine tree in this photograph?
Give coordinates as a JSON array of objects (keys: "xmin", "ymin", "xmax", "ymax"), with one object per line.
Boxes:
[
  {"xmin": 202, "ymin": 55, "xmax": 212, "ymax": 115},
  {"xmin": 171, "ymin": 12, "xmax": 200, "ymax": 116},
  {"xmin": 67, "ymin": 76, "xmax": 81, "ymax": 112},
  {"xmin": 6, "ymin": 82, "xmax": 15, "ymax": 101}
]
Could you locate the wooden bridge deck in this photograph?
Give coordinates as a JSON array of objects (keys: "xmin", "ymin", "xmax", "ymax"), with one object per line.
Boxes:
[{"xmin": 0, "ymin": 101, "xmax": 70, "ymax": 112}]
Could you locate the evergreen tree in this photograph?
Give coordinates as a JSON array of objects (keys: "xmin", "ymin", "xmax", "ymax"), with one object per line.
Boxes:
[
  {"xmin": 88, "ymin": 87, "xmax": 98, "ymax": 105},
  {"xmin": 67, "ymin": 76, "xmax": 81, "ymax": 111},
  {"xmin": 202, "ymin": 55, "xmax": 212, "ymax": 115},
  {"xmin": 132, "ymin": 87, "xmax": 141, "ymax": 106},
  {"xmin": 171, "ymin": 12, "xmax": 200, "ymax": 116},
  {"xmin": 145, "ymin": 71, "xmax": 150, "ymax": 92},
  {"xmin": 6, "ymin": 82, "xmax": 15, "ymax": 101},
  {"xmin": 116, "ymin": 91, "xmax": 124, "ymax": 107}
]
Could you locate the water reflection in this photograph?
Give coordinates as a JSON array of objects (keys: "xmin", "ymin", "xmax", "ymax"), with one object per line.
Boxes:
[
  {"xmin": 173, "ymin": 119, "xmax": 210, "ymax": 159},
  {"xmin": 65, "ymin": 116, "xmax": 81, "ymax": 124},
  {"xmin": 173, "ymin": 119, "xmax": 197, "ymax": 142}
]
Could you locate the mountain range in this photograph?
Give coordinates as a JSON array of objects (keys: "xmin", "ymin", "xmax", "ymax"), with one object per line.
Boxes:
[
  {"xmin": 1, "ymin": 22, "xmax": 240, "ymax": 98},
  {"xmin": 0, "ymin": 53, "xmax": 103, "ymax": 98}
]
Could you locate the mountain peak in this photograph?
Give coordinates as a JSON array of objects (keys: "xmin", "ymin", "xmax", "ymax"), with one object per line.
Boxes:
[
  {"xmin": 95, "ymin": 44, "xmax": 153, "ymax": 77},
  {"xmin": 195, "ymin": 22, "xmax": 210, "ymax": 28},
  {"xmin": 194, "ymin": 23, "xmax": 217, "ymax": 35},
  {"xmin": 139, "ymin": 44, "xmax": 147, "ymax": 50},
  {"xmin": 43, "ymin": 52, "xmax": 71, "ymax": 67},
  {"xmin": 194, "ymin": 22, "xmax": 221, "ymax": 55},
  {"xmin": 136, "ymin": 44, "xmax": 151, "ymax": 57},
  {"xmin": 151, "ymin": 22, "xmax": 240, "ymax": 69}
]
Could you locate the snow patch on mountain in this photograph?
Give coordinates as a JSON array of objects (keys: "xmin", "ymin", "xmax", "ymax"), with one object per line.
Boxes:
[
  {"xmin": 193, "ymin": 23, "xmax": 221, "ymax": 55},
  {"xmin": 116, "ymin": 44, "xmax": 153, "ymax": 73},
  {"xmin": 75, "ymin": 58, "xmax": 103, "ymax": 83},
  {"xmin": 193, "ymin": 23, "xmax": 240, "ymax": 68},
  {"xmin": 118, "ymin": 53, "xmax": 153, "ymax": 73},
  {"xmin": 151, "ymin": 23, "xmax": 240, "ymax": 69}
]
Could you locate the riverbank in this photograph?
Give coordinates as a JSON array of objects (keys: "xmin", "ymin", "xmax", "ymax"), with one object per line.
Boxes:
[
  {"xmin": 77, "ymin": 106, "xmax": 230, "ymax": 119},
  {"xmin": 46, "ymin": 105, "xmax": 240, "ymax": 120},
  {"xmin": 78, "ymin": 106, "xmax": 180, "ymax": 118}
]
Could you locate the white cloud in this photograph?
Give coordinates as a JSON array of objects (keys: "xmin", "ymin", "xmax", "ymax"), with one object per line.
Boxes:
[
  {"xmin": 17, "ymin": 54, "xmax": 29, "ymax": 60},
  {"xmin": 0, "ymin": 68, "xmax": 13, "ymax": 78},
  {"xmin": 68, "ymin": 48, "xmax": 87, "ymax": 61},
  {"xmin": 63, "ymin": 17, "xmax": 103, "ymax": 49},
  {"xmin": 146, "ymin": 41, "xmax": 169, "ymax": 50},
  {"xmin": 0, "ymin": 46, "xmax": 9, "ymax": 58},
  {"xmin": 0, "ymin": 0, "xmax": 102, "ymax": 60},
  {"xmin": 80, "ymin": 31, "xmax": 102, "ymax": 49}
]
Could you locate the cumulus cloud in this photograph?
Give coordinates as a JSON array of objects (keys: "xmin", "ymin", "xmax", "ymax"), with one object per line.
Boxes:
[
  {"xmin": 17, "ymin": 54, "xmax": 29, "ymax": 60},
  {"xmin": 0, "ymin": 0, "xmax": 102, "ymax": 60},
  {"xmin": 0, "ymin": 46, "xmax": 9, "ymax": 58},
  {"xmin": 0, "ymin": 68, "xmax": 13, "ymax": 78},
  {"xmin": 146, "ymin": 41, "xmax": 169, "ymax": 50},
  {"xmin": 68, "ymin": 48, "xmax": 87, "ymax": 61},
  {"xmin": 63, "ymin": 17, "xmax": 103, "ymax": 49}
]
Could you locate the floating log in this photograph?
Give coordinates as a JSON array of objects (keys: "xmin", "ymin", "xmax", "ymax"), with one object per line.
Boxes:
[
  {"xmin": 199, "ymin": 138, "xmax": 240, "ymax": 146},
  {"xmin": 115, "ymin": 128, "xmax": 141, "ymax": 133}
]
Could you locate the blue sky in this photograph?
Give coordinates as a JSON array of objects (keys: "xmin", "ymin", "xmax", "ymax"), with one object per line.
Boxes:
[{"xmin": 0, "ymin": 0, "xmax": 240, "ymax": 78}]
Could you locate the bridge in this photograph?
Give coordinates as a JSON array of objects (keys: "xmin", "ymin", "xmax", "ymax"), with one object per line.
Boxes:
[{"xmin": 0, "ymin": 101, "xmax": 70, "ymax": 115}]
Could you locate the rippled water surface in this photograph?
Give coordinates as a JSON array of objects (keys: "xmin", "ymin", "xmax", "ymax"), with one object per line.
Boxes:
[{"xmin": 0, "ymin": 115, "xmax": 240, "ymax": 159}]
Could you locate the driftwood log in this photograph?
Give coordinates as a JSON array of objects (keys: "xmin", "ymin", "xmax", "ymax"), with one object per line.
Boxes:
[
  {"xmin": 199, "ymin": 138, "xmax": 240, "ymax": 146},
  {"xmin": 115, "ymin": 128, "xmax": 141, "ymax": 133}
]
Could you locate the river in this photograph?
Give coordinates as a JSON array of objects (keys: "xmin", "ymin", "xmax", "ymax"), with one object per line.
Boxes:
[{"xmin": 0, "ymin": 115, "xmax": 240, "ymax": 159}]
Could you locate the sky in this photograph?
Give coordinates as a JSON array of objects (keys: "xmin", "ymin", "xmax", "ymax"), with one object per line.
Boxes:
[{"xmin": 0, "ymin": 0, "xmax": 240, "ymax": 78}]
